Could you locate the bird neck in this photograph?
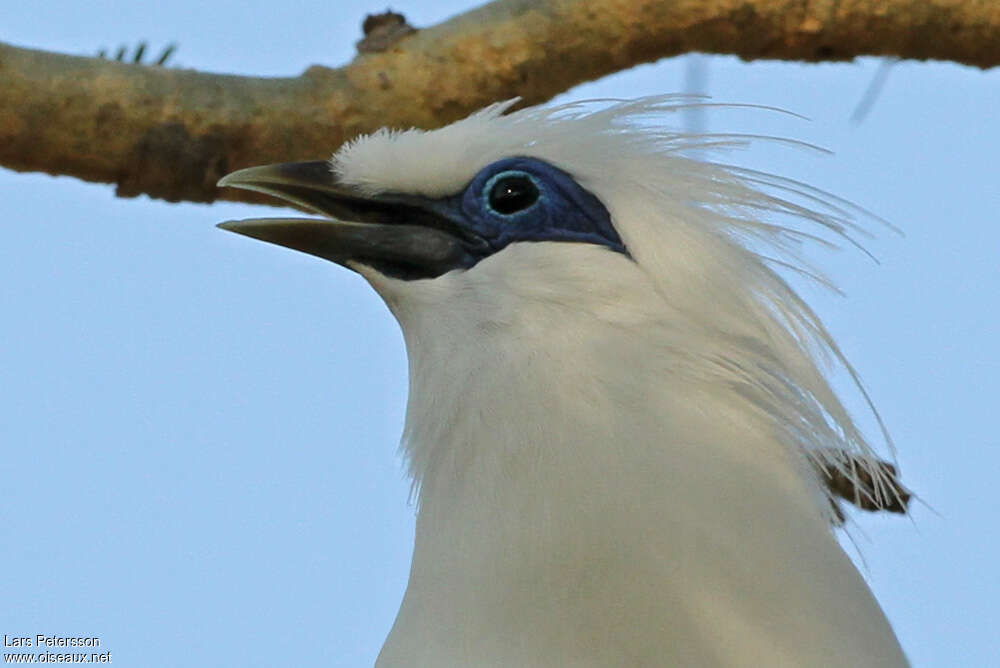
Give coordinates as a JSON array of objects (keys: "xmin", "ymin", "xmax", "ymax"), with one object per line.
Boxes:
[{"xmin": 367, "ymin": 246, "xmax": 904, "ymax": 667}]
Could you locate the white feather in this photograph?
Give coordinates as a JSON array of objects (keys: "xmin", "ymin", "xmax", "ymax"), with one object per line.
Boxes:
[{"xmin": 338, "ymin": 97, "xmax": 908, "ymax": 666}]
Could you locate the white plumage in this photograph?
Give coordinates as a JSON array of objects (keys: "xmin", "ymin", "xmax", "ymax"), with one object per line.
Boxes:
[{"xmin": 223, "ymin": 96, "xmax": 910, "ymax": 666}]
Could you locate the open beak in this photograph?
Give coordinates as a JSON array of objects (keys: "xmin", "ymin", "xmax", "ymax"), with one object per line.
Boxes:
[{"xmin": 217, "ymin": 161, "xmax": 480, "ymax": 279}]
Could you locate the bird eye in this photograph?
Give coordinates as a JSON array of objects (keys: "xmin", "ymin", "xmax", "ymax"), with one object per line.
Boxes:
[{"xmin": 487, "ymin": 173, "xmax": 540, "ymax": 215}]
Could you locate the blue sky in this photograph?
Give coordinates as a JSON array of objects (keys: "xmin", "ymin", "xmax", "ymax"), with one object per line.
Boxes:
[{"xmin": 2, "ymin": 1, "xmax": 998, "ymax": 665}]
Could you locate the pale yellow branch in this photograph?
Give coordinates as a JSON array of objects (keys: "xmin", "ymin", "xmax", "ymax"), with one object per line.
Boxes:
[{"xmin": 1, "ymin": 0, "xmax": 996, "ymax": 204}]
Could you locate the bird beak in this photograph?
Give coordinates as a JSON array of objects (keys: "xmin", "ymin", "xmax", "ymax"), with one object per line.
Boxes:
[{"xmin": 217, "ymin": 161, "xmax": 478, "ymax": 278}]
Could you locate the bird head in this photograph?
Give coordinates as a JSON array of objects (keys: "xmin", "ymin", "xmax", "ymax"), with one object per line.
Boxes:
[
  {"xmin": 216, "ymin": 97, "xmax": 782, "ymax": 362},
  {"xmin": 217, "ymin": 96, "xmax": 904, "ymax": 517},
  {"xmin": 216, "ymin": 100, "xmax": 633, "ymax": 291}
]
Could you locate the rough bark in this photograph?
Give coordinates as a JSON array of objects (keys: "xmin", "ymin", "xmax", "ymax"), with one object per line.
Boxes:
[{"xmin": 1, "ymin": 0, "xmax": 997, "ymax": 204}]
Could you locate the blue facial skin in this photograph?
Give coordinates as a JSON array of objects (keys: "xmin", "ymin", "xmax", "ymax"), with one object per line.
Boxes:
[
  {"xmin": 400, "ymin": 157, "xmax": 629, "ymax": 275},
  {"xmin": 459, "ymin": 157, "xmax": 627, "ymax": 257}
]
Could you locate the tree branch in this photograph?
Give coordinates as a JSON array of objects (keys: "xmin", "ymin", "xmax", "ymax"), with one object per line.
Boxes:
[{"xmin": 1, "ymin": 0, "xmax": 996, "ymax": 204}]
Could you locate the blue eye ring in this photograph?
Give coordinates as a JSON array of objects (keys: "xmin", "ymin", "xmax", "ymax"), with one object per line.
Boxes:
[{"xmin": 482, "ymin": 170, "xmax": 541, "ymax": 216}]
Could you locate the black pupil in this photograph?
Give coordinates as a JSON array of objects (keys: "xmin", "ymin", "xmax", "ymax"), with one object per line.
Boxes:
[{"xmin": 488, "ymin": 175, "xmax": 539, "ymax": 215}]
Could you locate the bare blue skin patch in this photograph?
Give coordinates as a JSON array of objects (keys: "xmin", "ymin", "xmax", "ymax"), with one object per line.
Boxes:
[{"xmin": 391, "ymin": 157, "xmax": 628, "ymax": 277}]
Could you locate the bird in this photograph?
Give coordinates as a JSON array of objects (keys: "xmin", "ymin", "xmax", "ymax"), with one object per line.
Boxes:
[{"xmin": 217, "ymin": 96, "xmax": 910, "ymax": 667}]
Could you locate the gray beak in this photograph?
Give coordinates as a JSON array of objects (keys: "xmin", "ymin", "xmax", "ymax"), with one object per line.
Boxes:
[{"xmin": 217, "ymin": 161, "xmax": 479, "ymax": 279}]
